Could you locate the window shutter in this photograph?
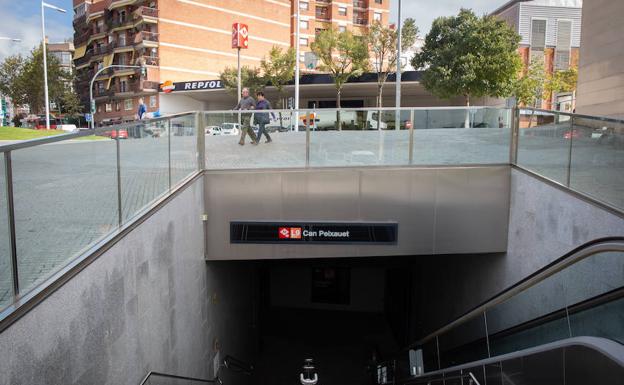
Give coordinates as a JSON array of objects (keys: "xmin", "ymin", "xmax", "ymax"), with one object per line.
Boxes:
[
  {"xmin": 555, "ymin": 20, "xmax": 572, "ymax": 70},
  {"xmin": 531, "ymin": 19, "xmax": 547, "ymax": 50}
]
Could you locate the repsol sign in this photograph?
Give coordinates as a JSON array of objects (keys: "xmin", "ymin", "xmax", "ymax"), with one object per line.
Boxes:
[
  {"xmin": 159, "ymin": 80, "xmax": 224, "ymax": 93},
  {"xmin": 230, "ymin": 222, "xmax": 398, "ymax": 245}
]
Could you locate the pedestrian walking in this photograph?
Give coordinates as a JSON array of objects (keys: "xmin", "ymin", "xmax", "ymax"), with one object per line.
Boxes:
[
  {"xmin": 137, "ymin": 98, "xmax": 147, "ymax": 120},
  {"xmin": 233, "ymin": 88, "xmax": 258, "ymax": 145},
  {"xmin": 254, "ymin": 91, "xmax": 275, "ymax": 144}
]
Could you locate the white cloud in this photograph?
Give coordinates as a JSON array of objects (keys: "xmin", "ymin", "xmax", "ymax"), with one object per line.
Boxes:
[{"xmin": 0, "ymin": 0, "xmax": 73, "ymax": 61}]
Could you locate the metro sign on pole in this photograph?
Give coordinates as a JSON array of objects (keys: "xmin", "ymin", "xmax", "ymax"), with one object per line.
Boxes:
[{"xmin": 231, "ymin": 23, "xmax": 249, "ymax": 49}]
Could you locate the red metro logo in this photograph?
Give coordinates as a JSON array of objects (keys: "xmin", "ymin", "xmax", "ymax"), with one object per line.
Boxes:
[{"xmin": 278, "ymin": 227, "xmax": 302, "ymax": 239}]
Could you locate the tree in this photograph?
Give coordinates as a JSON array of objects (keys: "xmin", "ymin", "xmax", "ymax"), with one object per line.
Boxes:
[
  {"xmin": 311, "ymin": 27, "xmax": 369, "ymax": 128},
  {"xmin": 20, "ymin": 45, "xmax": 69, "ymax": 115},
  {"xmin": 59, "ymin": 89, "xmax": 83, "ymax": 117},
  {"xmin": 260, "ymin": 46, "xmax": 296, "ymax": 127},
  {"xmin": 0, "ymin": 55, "xmax": 26, "ymax": 108},
  {"xmin": 367, "ymin": 18, "xmax": 418, "ymax": 108},
  {"xmin": 514, "ymin": 58, "xmax": 546, "ymax": 108},
  {"xmin": 546, "ymin": 67, "xmax": 578, "ymax": 95},
  {"xmin": 219, "ymin": 66, "xmax": 265, "ymax": 98},
  {"xmin": 413, "ymin": 9, "xmax": 521, "ymax": 127}
]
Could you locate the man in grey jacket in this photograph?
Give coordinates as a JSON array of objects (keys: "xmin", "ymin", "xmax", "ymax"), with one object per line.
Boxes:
[{"xmin": 233, "ymin": 88, "xmax": 258, "ymax": 145}]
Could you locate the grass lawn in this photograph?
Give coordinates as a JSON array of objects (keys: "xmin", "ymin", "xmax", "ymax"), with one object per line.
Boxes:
[
  {"xmin": 0, "ymin": 127, "xmax": 107, "ymax": 141},
  {"xmin": 0, "ymin": 126, "xmax": 65, "ymax": 140}
]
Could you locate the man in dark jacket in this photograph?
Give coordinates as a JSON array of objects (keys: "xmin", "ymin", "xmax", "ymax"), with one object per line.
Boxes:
[{"xmin": 254, "ymin": 91, "xmax": 275, "ymax": 144}]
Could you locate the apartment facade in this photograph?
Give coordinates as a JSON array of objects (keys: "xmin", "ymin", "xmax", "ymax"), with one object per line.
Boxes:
[
  {"xmin": 576, "ymin": 0, "xmax": 624, "ymax": 118},
  {"xmin": 72, "ymin": 0, "xmax": 391, "ymax": 125},
  {"xmin": 493, "ymin": 0, "xmax": 583, "ymax": 110}
]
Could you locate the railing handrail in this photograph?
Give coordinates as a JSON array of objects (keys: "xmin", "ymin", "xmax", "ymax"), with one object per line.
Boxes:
[
  {"xmin": 0, "ymin": 111, "xmax": 197, "ymax": 153},
  {"xmin": 412, "ymin": 236, "xmax": 624, "ymax": 348},
  {"xmin": 139, "ymin": 371, "xmax": 218, "ymax": 385},
  {"xmin": 521, "ymin": 106, "xmax": 624, "ymax": 125},
  {"xmin": 201, "ymin": 106, "xmax": 508, "ymax": 114}
]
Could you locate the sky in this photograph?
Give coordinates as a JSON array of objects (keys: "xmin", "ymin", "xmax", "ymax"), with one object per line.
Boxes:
[{"xmin": 0, "ymin": 0, "xmax": 507, "ymax": 61}]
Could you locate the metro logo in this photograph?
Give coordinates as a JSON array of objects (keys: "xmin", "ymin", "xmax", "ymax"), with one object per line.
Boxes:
[
  {"xmin": 278, "ymin": 227, "xmax": 290, "ymax": 239},
  {"xmin": 290, "ymin": 227, "xmax": 302, "ymax": 239},
  {"xmin": 278, "ymin": 227, "xmax": 302, "ymax": 239}
]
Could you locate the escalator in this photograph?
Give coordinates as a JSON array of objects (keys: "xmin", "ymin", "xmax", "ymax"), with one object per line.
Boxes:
[{"xmin": 376, "ymin": 238, "xmax": 624, "ymax": 385}]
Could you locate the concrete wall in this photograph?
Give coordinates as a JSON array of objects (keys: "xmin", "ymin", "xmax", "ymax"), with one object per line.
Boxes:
[
  {"xmin": 411, "ymin": 168, "xmax": 624, "ymax": 338},
  {"xmin": 576, "ymin": 0, "xmax": 624, "ymax": 118},
  {"xmin": 204, "ymin": 166, "xmax": 511, "ymax": 260},
  {"xmin": 0, "ymin": 178, "xmax": 255, "ymax": 385}
]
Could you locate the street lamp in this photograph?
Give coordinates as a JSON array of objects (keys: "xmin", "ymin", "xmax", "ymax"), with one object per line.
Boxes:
[
  {"xmin": 0, "ymin": 37, "xmax": 21, "ymax": 42},
  {"xmin": 89, "ymin": 65, "xmax": 145, "ymax": 129},
  {"xmin": 41, "ymin": 1, "xmax": 67, "ymax": 130}
]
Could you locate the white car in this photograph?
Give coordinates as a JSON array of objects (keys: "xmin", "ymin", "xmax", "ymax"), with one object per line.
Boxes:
[
  {"xmin": 205, "ymin": 126, "xmax": 222, "ymax": 135},
  {"xmin": 58, "ymin": 124, "xmax": 78, "ymax": 133},
  {"xmin": 220, "ymin": 123, "xmax": 241, "ymax": 136}
]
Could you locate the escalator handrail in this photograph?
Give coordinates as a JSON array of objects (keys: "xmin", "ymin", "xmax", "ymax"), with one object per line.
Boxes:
[
  {"xmin": 404, "ymin": 336, "xmax": 624, "ymax": 383},
  {"xmin": 413, "ymin": 237, "xmax": 624, "ymax": 347},
  {"xmin": 139, "ymin": 371, "xmax": 219, "ymax": 385}
]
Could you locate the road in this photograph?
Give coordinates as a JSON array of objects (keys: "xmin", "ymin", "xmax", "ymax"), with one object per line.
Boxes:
[{"xmin": 0, "ymin": 124, "xmax": 622, "ymax": 308}]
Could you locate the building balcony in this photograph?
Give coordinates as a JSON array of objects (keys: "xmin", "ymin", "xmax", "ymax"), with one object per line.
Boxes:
[
  {"xmin": 112, "ymin": 39, "xmax": 133, "ymax": 50},
  {"xmin": 110, "ymin": 17, "xmax": 133, "ymax": 30},
  {"xmin": 353, "ymin": 0, "xmax": 367, "ymax": 9},
  {"xmin": 134, "ymin": 6, "xmax": 159, "ymax": 20},
  {"xmin": 74, "ymin": 31, "xmax": 90, "ymax": 46},
  {"xmin": 141, "ymin": 56, "xmax": 159, "ymax": 66},
  {"xmin": 134, "ymin": 31, "xmax": 159, "ymax": 46},
  {"xmin": 92, "ymin": 44, "xmax": 112, "ymax": 56},
  {"xmin": 73, "ymin": 14, "xmax": 87, "ymax": 26},
  {"xmin": 353, "ymin": 16, "xmax": 368, "ymax": 25}
]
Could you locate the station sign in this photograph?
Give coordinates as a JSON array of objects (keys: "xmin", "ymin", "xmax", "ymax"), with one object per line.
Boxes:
[
  {"xmin": 232, "ymin": 23, "xmax": 249, "ymax": 49},
  {"xmin": 230, "ymin": 222, "xmax": 398, "ymax": 245},
  {"xmin": 158, "ymin": 80, "xmax": 224, "ymax": 93}
]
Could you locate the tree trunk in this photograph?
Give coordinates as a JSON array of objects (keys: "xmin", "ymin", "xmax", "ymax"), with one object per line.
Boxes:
[
  {"xmin": 464, "ymin": 95, "xmax": 471, "ymax": 128},
  {"xmin": 377, "ymin": 83, "xmax": 383, "ymax": 130},
  {"xmin": 336, "ymin": 88, "xmax": 342, "ymax": 131}
]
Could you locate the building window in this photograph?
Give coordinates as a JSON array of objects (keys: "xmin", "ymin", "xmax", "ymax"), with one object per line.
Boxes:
[
  {"xmin": 339, "ymin": 25, "xmax": 347, "ymax": 33},
  {"xmin": 119, "ymin": 10, "xmax": 126, "ymax": 23},
  {"xmin": 374, "ymin": 12, "xmax": 382, "ymax": 22},
  {"xmin": 118, "ymin": 32, "xmax": 126, "ymax": 47},
  {"xmin": 300, "ymin": 20, "xmax": 308, "ymax": 29},
  {"xmin": 300, "ymin": 1, "xmax": 309, "ymax": 11},
  {"xmin": 116, "ymin": 102, "xmax": 121, "ymax": 111},
  {"xmin": 120, "ymin": 79, "xmax": 128, "ymax": 93},
  {"xmin": 554, "ymin": 20, "xmax": 572, "ymax": 70},
  {"xmin": 105, "ymin": 103, "xmax": 112, "ymax": 112},
  {"xmin": 530, "ymin": 19, "xmax": 547, "ymax": 50},
  {"xmin": 124, "ymin": 99, "xmax": 133, "ymax": 111},
  {"xmin": 149, "ymin": 96, "xmax": 157, "ymax": 108},
  {"xmin": 375, "ymin": 0, "xmax": 383, "ymax": 3},
  {"xmin": 316, "ymin": 6, "xmax": 329, "ymax": 20},
  {"xmin": 299, "ymin": 37, "xmax": 308, "ymax": 46},
  {"xmin": 338, "ymin": 6, "xmax": 347, "ymax": 16},
  {"xmin": 315, "ymin": 28, "xmax": 326, "ymax": 36},
  {"xmin": 118, "ymin": 54, "xmax": 126, "ymax": 66}
]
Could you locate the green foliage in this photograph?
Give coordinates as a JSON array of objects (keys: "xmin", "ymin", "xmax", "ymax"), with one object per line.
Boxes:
[
  {"xmin": 59, "ymin": 89, "xmax": 83, "ymax": 117},
  {"xmin": 260, "ymin": 46, "xmax": 296, "ymax": 107},
  {"xmin": 546, "ymin": 67, "xmax": 578, "ymax": 94},
  {"xmin": 514, "ymin": 58, "xmax": 546, "ymax": 107},
  {"xmin": 413, "ymin": 9, "xmax": 521, "ymax": 105},
  {"xmin": 0, "ymin": 45, "xmax": 74, "ymax": 115},
  {"xmin": 219, "ymin": 65, "xmax": 265, "ymax": 97},
  {"xmin": 367, "ymin": 19, "xmax": 419, "ymax": 107},
  {"xmin": 310, "ymin": 27, "xmax": 369, "ymax": 107}
]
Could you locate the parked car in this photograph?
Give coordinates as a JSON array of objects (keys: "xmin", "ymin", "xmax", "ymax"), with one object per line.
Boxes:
[
  {"xmin": 58, "ymin": 124, "xmax": 78, "ymax": 133},
  {"xmin": 220, "ymin": 123, "xmax": 241, "ymax": 136},
  {"xmin": 110, "ymin": 129, "xmax": 128, "ymax": 139},
  {"xmin": 205, "ymin": 126, "xmax": 222, "ymax": 135}
]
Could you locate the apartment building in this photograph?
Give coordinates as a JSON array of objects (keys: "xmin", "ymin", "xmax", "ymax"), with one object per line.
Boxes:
[
  {"xmin": 297, "ymin": 0, "xmax": 390, "ymax": 68},
  {"xmin": 72, "ymin": 0, "xmax": 391, "ymax": 125},
  {"xmin": 48, "ymin": 41, "xmax": 75, "ymax": 76},
  {"xmin": 493, "ymin": 0, "xmax": 583, "ymax": 110}
]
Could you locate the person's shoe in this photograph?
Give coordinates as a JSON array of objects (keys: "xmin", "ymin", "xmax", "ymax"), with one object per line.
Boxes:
[
  {"xmin": 238, "ymin": 141, "xmax": 244, "ymax": 146},
  {"xmin": 251, "ymin": 140, "xmax": 258, "ymax": 145},
  {"xmin": 266, "ymin": 139, "xmax": 272, "ymax": 143}
]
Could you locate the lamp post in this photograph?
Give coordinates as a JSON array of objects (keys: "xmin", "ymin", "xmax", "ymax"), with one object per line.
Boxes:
[
  {"xmin": 395, "ymin": 0, "xmax": 402, "ymax": 129},
  {"xmin": 41, "ymin": 1, "xmax": 67, "ymax": 130},
  {"xmin": 89, "ymin": 65, "xmax": 145, "ymax": 129},
  {"xmin": 0, "ymin": 37, "xmax": 21, "ymax": 42}
]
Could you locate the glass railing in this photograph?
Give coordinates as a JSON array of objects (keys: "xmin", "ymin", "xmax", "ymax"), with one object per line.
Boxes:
[
  {"xmin": 410, "ymin": 238, "xmax": 624, "ymax": 374},
  {"xmin": 0, "ymin": 112, "xmax": 200, "ymax": 313},
  {"xmin": 516, "ymin": 108, "xmax": 624, "ymax": 210},
  {"xmin": 203, "ymin": 107, "xmax": 513, "ymax": 169},
  {"xmin": 140, "ymin": 371, "xmax": 217, "ymax": 385}
]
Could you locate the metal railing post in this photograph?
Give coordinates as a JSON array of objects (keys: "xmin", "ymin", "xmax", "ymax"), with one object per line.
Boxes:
[
  {"xmin": 115, "ymin": 129, "xmax": 123, "ymax": 227},
  {"xmin": 168, "ymin": 119, "xmax": 172, "ymax": 190},
  {"xmin": 566, "ymin": 115, "xmax": 574, "ymax": 187},
  {"xmin": 483, "ymin": 311, "xmax": 491, "ymax": 358},
  {"xmin": 305, "ymin": 110, "xmax": 311, "ymax": 168},
  {"xmin": 510, "ymin": 107, "xmax": 520, "ymax": 165},
  {"xmin": 196, "ymin": 112, "xmax": 206, "ymax": 171},
  {"xmin": 4, "ymin": 151, "xmax": 19, "ymax": 297},
  {"xmin": 408, "ymin": 109, "xmax": 415, "ymax": 165}
]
